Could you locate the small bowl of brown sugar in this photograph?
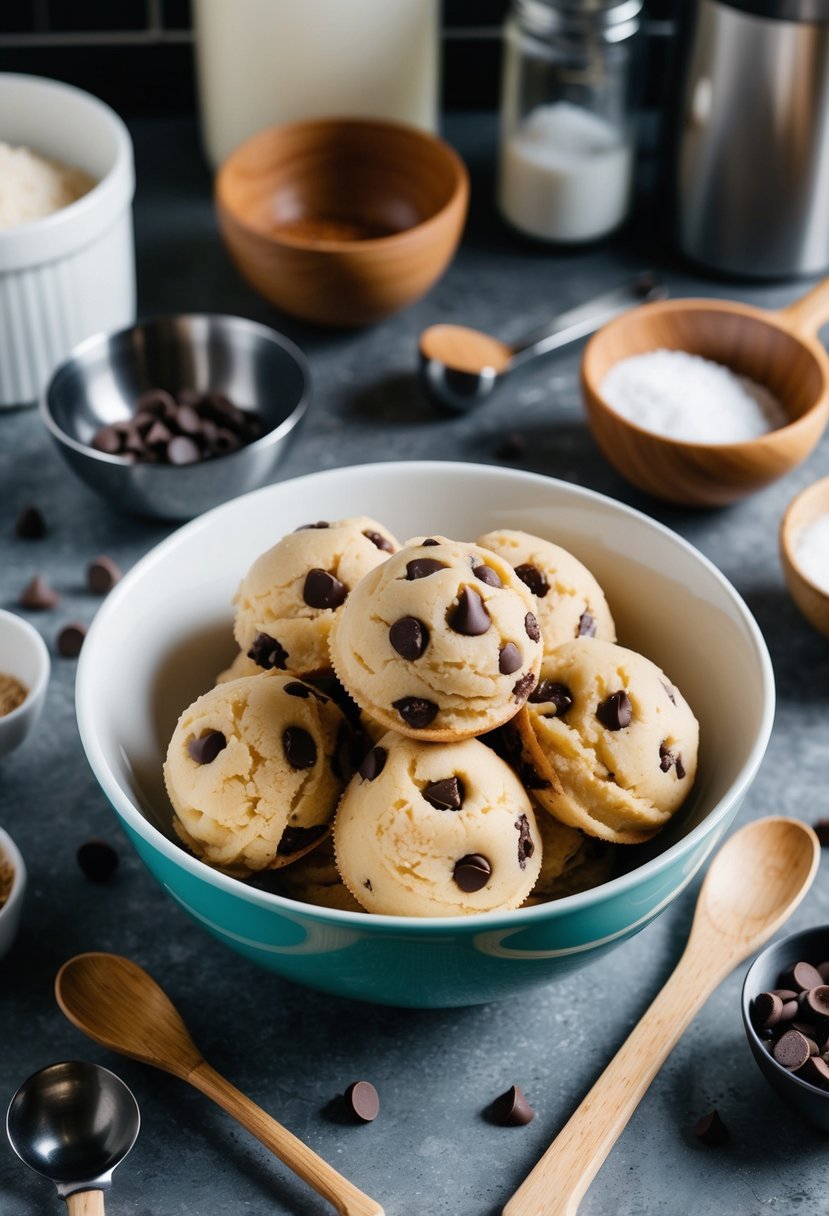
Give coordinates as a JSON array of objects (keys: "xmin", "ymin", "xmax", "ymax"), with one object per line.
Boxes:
[
  {"xmin": 0, "ymin": 824, "xmax": 26, "ymax": 959},
  {"xmin": 0, "ymin": 610, "xmax": 50, "ymax": 760}
]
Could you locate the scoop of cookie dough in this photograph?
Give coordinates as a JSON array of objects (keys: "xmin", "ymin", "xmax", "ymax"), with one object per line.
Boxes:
[
  {"xmin": 334, "ymin": 733, "xmax": 542, "ymax": 916},
  {"xmin": 476, "ymin": 529, "xmax": 615, "ymax": 652},
  {"xmin": 233, "ymin": 516, "xmax": 399, "ymax": 678},
  {"xmin": 215, "ymin": 650, "xmax": 260, "ymax": 685},
  {"xmin": 329, "ymin": 535, "xmax": 543, "ymax": 741},
  {"xmin": 516, "ymin": 639, "xmax": 698, "ymax": 844},
  {"xmin": 164, "ymin": 672, "xmax": 350, "ymax": 875},
  {"xmin": 274, "ymin": 836, "xmax": 364, "ymax": 912},
  {"xmin": 527, "ymin": 812, "xmax": 615, "ymax": 902}
]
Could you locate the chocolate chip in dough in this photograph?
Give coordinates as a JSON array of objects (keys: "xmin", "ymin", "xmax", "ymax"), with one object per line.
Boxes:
[
  {"xmin": 488, "ymin": 1084, "xmax": 535, "ymax": 1126},
  {"xmin": 453, "ymin": 854, "xmax": 492, "ymax": 892},
  {"xmin": 405, "ymin": 557, "xmax": 447, "ymax": 580},
  {"xmin": 472, "ymin": 563, "xmax": 502, "ymax": 588},
  {"xmin": 512, "ymin": 671, "xmax": 536, "ymax": 702},
  {"xmin": 577, "ymin": 610, "xmax": 596, "ymax": 638},
  {"xmin": 15, "ymin": 504, "xmax": 46, "ymax": 539},
  {"xmin": 449, "ymin": 588, "xmax": 491, "ymax": 636},
  {"xmin": 87, "ymin": 555, "xmax": 122, "ymax": 595},
  {"xmin": 303, "ymin": 568, "xmax": 348, "ymax": 610},
  {"xmin": 76, "ymin": 838, "xmax": 120, "ymax": 883},
  {"xmin": 659, "ymin": 743, "xmax": 686, "ymax": 778},
  {"xmin": 278, "ymin": 825, "xmax": 326, "ymax": 856},
  {"xmin": 524, "ymin": 612, "xmax": 540, "ymax": 642},
  {"xmin": 57, "ymin": 622, "xmax": 87, "ymax": 658},
  {"xmin": 188, "ymin": 729, "xmax": 227, "ymax": 765},
  {"xmin": 596, "ymin": 690, "xmax": 632, "ymax": 731},
  {"xmin": 359, "ymin": 746, "xmax": 387, "ymax": 781},
  {"xmin": 530, "ymin": 680, "xmax": 573, "ymax": 717},
  {"xmin": 296, "ymin": 521, "xmax": 330, "ymax": 530},
  {"xmin": 514, "ymin": 563, "xmax": 548, "ymax": 598},
  {"xmin": 344, "ymin": 1081, "xmax": 380, "ymax": 1123},
  {"xmin": 389, "ymin": 616, "xmax": 429, "ymax": 660},
  {"xmin": 423, "ymin": 777, "xmax": 464, "ymax": 811},
  {"xmin": 692, "ymin": 1110, "xmax": 730, "ymax": 1146},
  {"xmin": 421, "ymin": 538, "xmax": 440, "ymax": 547},
  {"xmin": 363, "ymin": 530, "xmax": 394, "ymax": 552},
  {"xmin": 499, "ymin": 643, "xmax": 522, "ymax": 674},
  {"xmin": 19, "ymin": 574, "xmax": 60, "ymax": 610},
  {"xmin": 393, "ymin": 696, "xmax": 438, "ymax": 729},
  {"xmin": 283, "ymin": 727, "xmax": 317, "ymax": 770},
  {"xmin": 248, "ymin": 631, "xmax": 289, "ymax": 671},
  {"xmin": 515, "ymin": 814, "xmax": 534, "ymax": 868}
]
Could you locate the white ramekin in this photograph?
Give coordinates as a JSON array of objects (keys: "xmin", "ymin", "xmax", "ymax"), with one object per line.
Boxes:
[
  {"xmin": 0, "ymin": 73, "xmax": 136, "ymax": 408},
  {"xmin": 0, "ymin": 825, "xmax": 26, "ymax": 960}
]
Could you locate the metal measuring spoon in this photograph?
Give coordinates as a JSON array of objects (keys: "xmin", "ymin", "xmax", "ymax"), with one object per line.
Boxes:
[
  {"xmin": 7, "ymin": 1060, "xmax": 140, "ymax": 1214},
  {"xmin": 418, "ymin": 272, "xmax": 667, "ymax": 413}
]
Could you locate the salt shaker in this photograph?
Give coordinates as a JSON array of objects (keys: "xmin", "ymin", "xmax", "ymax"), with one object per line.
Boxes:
[{"xmin": 497, "ymin": 0, "xmax": 643, "ymax": 244}]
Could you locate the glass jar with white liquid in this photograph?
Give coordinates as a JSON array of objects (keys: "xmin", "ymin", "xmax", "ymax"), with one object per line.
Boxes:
[{"xmin": 498, "ymin": 0, "xmax": 642, "ymax": 244}]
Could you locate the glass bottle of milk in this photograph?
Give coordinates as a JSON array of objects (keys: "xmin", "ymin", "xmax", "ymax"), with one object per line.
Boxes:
[{"xmin": 498, "ymin": 0, "xmax": 642, "ymax": 244}]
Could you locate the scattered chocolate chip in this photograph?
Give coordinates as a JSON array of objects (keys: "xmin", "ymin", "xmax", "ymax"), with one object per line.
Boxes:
[
  {"xmin": 512, "ymin": 671, "xmax": 536, "ymax": 702},
  {"xmin": 248, "ymin": 631, "xmax": 289, "ymax": 671},
  {"xmin": 359, "ymin": 746, "xmax": 387, "ymax": 781},
  {"xmin": 596, "ymin": 690, "xmax": 632, "ymax": 731},
  {"xmin": 76, "ymin": 838, "xmax": 119, "ymax": 883},
  {"xmin": 303, "ymin": 568, "xmax": 348, "ymax": 610},
  {"xmin": 393, "ymin": 696, "xmax": 438, "ymax": 729},
  {"xmin": 489, "ymin": 1084, "xmax": 535, "ymax": 1126},
  {"xmin": 472, "ymin": 563, "xmax": 502, "ymax": 588},
  {"xmin": 449, "ymin": 588, "xmax": 491, "ymax": 636},
  {"xmin": 344, "ymin": 1081, "xmax": 380, "ymax": 1123},
  {"xmin": 423, "ymin": 777, "xmax": 464, "ymax": 811},
  {"xmin": 813, "ymin": 820, "xmax": 829, "ymax": 847},
  {"xmin": 529, "ymin": 680, "xmax": 573, "ymax": 717},
  {"xmin": 87, "ymin": 555, "xmax": 122, "ymax": 595},
  {"xmin": 751, "ymin": 991, "xmax": 784, "ymax": 1031},
  {"xmin": 577, "ymin": 610, "xmax": 596, "ymax": 638},
  {"xmin": 524, "ymin": 613, "xmax": 540, "ymax": 642},
  {"xmin": 405, "ymin": 557, "xmax": 447, "ymax": 580},
  {"xmin": 278, "ymin": 825, "xmax": 326, "ymax": 856},
  {"xmin": 515, "ymin": 563, "xmax": 548, "ymax": 598},
  {"xmin": 283, "ymin": 727, "xmax": 317, "ymax": 769},
  {"xmin": 57, "ymin": 622, "xmax": 86, "ymax": 658},
  {"xmin": 494, "ymin": 431, "xmax": 527, "ymax": 461},
  {"xmin": 296, "ymin": 521, "xmax": 330, "ymax": 530},
  {"xmin": 188, "ymin": 729, "xmax": 227, "ymax": 764},
  {"xmin": 389, "ymin": 616, "xmax": 429, "ymax": 660},
  {"xmin": 693, "ymin": 1109, "xmax": 729, "ymax": 1146},
  {"xmin": 780, "ymin": 961, "xmax": 824, "ymax": 993},
  {"xmin": 15, "ymin": 504, "xmax": 46, "ymax": 539},
  {"xmin": 19, "ymin": 574, "xmax": 60, "ymax": 610},
  {"xmin": 515, "ymin": 814, "xmax": 534, "ymax": 868},
  {"xmin": 499, "ymin": 643, "xmax": 522, "ymax": 674},
  {"xmin": 363, "ymin": 530, "xmax": 394, "ymax": 552},
  {"xmin": 774, "ymin": 1029, "xmax": 812, "ymax": 1071},
  {"xmin": 453, "ymin": 853, "xmax": 492, "ymax": 893}
]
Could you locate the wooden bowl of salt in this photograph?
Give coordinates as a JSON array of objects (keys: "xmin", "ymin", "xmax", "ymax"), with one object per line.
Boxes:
[
  {"xmin": 780, "ymin": 475, "xmax": 829, "ymax": 639},
  {"xmin": 581, "ymin": 279, "xmax": 829, "ymax": 506}
]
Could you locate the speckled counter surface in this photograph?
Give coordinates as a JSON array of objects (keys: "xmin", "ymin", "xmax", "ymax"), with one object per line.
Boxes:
[{"xmin": 1, "ymin": 114, "xmax": 828, "ymax": 1216}]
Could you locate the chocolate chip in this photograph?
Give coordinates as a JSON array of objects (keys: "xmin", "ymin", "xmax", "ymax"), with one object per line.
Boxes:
[
  {"xmin": 780, "ymin": 961, "xmax": 824, "ymax": 993},
  {"xmin": 303, "ymin": 568, "xmax": 348, "ymax": 610},
  {"xmin": 344, "ymin": 1081, "xmax": 380, "ymax": 1123},
  {"xmin": 799, "ymin": 1055, "xmax": 829, "ymax": 1089},
  {"xmin": 449, "ymin": 588, "xmax": 491, "ymax": 636},
  {"xmin": 577, "ymin": 610, "xmax": 596, "ymax": 637},
  {"xmin": 489, "ymin": 1084, "xmax": 535, "ymax": 1126},
  {"xmin": 19, "ymin": 574, "xmax": 60, "ymax": 610},
  {"xmin": 76, "ymin": 838, "xmax": 119, "ymax": 883},
  {"xmin": 530, "ymin": 680, "xmax": 573, "ymax": 717},
  {"xmin": 472, "ymin": 563, "xmax": 502, "ymax": 588},
  {"xmin": 296, "ymin": 521, "xmax": 330, "ymax": 530},
  {"xmin": 176, "ymin": 404, "xmax": 202, "ymax": 435},
  {"xmin": 524, "ymin": 613, "xmax": 540, "ymax": 642},
  {"xmin": 813, "ymin": 819, "xmax": 829, "ymax": 847},
  {"xmin": 92, "ymin": 425, "xmax": 124, "ymax": 455},
  {"xmin": 423, "ymin": 777, "xmax": 464, "ymax": 811},
  {"xmin": 363, "ymin": 530, "xmax": 394, "ymax": 552},
  {"xmin": 661, "ymin": 681, "xmax": 677, "ymax": 705},
  {"xmin": 659, "ymin": 743, "xmax": 685, "ymax": 778},
  {"xmin": 137, "ymin": 388, "xmax": 177, "ymax": 417},
  {"xmin": 520, "ymin": 761, "xmax": 550, "ymax": 791},
  {"xmin": 751, "ymin": 991, "xmax": 784, "ymax": 1031},
  {"xmin": 363, "ymin": 878, "xmax": 372, "ymax": 890},
  {"xmin": 774, "ymin": 1029, "xmax": 812, "ymax": 1070},
  {"xmin": 499, "ymin": 643, "xmax": 522, "ymax": 674},
  {"xmin": 421, "ymin": 538, "xmax": 439, "ymax": 546},
  {"xmin": 359, "ymin": 746, "xmax": 387, "ymax": 781},
  {"xmin": 167, "ymin": 435, "xmax": 201, "ymax": 465},
  {"xmin": 801, "ymin": 985, "xmax": 829, "ymax": 1019},
  {"xmin": 453, "ymin": 854, "xmax": 492, "ymax": 893},
  {"xmin": 278, "ymin": 824, "xmax": 327, "ymax": 856},
  {"xmin": 57, "ymin": 622, "xmax": 86, "ymax": 657},
  {"xmin": 389, "ymin": 616, "xmax": 429, "ymax": 660},
  {"xmin": 15, "ymin": 504, "xmax": 46, "ymax": 539},
  {"xmin": 693, "ymin": 1110, "xmax": 729, "ymax": 1146},
  {"xmin": 596, "ymin": 690, "xmax": 632, "ymax": 731},
  {"xmin": 283, "ymin": 727, "xmax": 317, "ymax": 769},
  {"xmin": 87, "ymin": 555, "xmax": 122, "ymax": 595},
  {"xmin": 188, "ymin": 729, "xmax": 227, "ymax": 764},
  {"xmin": 393, "ymin": 697, "xmax": 438, "ymax": 729},
  {"xmin": 146, "ymin": 420, "xmax": 172, "ymax": 449},
  {"xmin": 515, "ymin": 814, "xmax": 534, "ymax": 868},
  {"xmin": 284, "ymin": 681, "xmax": 311, "ymax": 698},
  {"xmin": 405, "ymin": 557, "xmax": 447, "ymax": 580},
  {"xmin": 819, "ymin": 962, "xmax": 829, "ymax": 982},
  {"xmin": 494, "ymin": 431, "xmax": 527, "ymax": 461},
  {"xmin": 248, "ymin": 631, "xmax": 289, "ymax": 670},
  {"xmin": 512, "ymin": 671, "xmax": 536, "ymax": 702},
  {"xmin": 515, "ymin": 563, "xmax": 548, "ymax": 598}
]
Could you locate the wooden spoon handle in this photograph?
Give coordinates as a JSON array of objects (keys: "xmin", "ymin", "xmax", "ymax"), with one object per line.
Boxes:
[
  {"xmin": 778, "ymin": 274, "xmax": 829, "ymax": 336},
  {"xmin": 189, "ymin": 1062, "xmax": 384, "ymax": 1216},
  {"xmin": 66, "ymin": 1190, "xmax": 105, "ymax": 1215},
  {"xmin": 502, "ymin": 944, "xmax": 728, "ymax": 1216}
]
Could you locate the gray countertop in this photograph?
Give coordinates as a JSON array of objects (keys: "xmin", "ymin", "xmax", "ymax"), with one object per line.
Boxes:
[{"xmin": 1, "ymin": 114, "xmax": 829, "ymax": 1216}]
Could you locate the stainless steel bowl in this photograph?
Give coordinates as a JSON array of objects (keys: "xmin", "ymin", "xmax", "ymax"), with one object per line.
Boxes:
[{"xmin": 41, "ymin": 314, "xmax": 311, "ymax": 520}]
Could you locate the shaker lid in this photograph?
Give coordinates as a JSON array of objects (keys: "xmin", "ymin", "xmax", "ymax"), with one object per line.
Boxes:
[
  {"xmin": 716, "ymin": 0, "xmax": 829, "ymax": 21},
  {"xmin": 514, "ymin": 0, "xmax": 643, "ymax": 37}
]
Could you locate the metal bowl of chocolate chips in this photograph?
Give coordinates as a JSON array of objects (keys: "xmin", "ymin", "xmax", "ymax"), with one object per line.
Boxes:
[
  {"xmin": 41, "ymin": 314, "xmax": 311, "ymax": 520},
  {"xmin": 742, "ymin": 924, "xmax": 829, "ymax": 1131}
]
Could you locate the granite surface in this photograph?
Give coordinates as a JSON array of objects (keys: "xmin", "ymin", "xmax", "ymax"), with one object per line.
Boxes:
[{"xmin": 1, "ymin": 114, "xmax": 829, "ymax": 1216}]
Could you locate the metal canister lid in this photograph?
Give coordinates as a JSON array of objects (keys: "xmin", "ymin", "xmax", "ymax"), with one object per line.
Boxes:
[
  {"xmin": 513, "ymin": 0, "xmax": 643, "ymax": 40},
  {"xmin": 716, "ymin": 0, "xmax": 829, "ymax": 21}
]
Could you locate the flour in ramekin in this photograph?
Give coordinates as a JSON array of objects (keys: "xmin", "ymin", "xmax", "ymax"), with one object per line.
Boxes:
[{"xmin": 0, "ymin": 141, "xmax": 96, "ymax": 229}]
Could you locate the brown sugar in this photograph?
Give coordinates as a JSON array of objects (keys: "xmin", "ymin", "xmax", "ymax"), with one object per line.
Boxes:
[{"xmin": 0, "ymin": 672, "xmax": 27, "ymax": 717}]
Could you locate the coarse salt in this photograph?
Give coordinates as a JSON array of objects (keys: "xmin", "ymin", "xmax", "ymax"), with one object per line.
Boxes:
[
  {"xmin": 794, "ymin": 513, "xmax": 829, "ymax": 594},
  {"xmin": 0, "ymin": 141, "xmax": 95, "ymax": 230},
  {"xmin": 600, "ymin": 349, "xmax": 788, "ymax": 444}
]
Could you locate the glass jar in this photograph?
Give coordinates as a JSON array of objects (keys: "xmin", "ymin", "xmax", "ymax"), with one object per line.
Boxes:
[{"xmin": 498, "ymin": 0, "xmax": 643, "ymax": 243}]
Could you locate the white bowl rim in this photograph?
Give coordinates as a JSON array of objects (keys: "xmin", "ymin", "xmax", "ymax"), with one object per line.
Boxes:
[
  {"xmin": 75, "ymin": 460, "xmax": 776, "ymax": 933},
  {"xmin": 0, "ymin": 609, "xmax": 51, "ymax": 727},
  {"xmin": 0, "ymin": 823, "xmax": 27, "ymax": 920}
]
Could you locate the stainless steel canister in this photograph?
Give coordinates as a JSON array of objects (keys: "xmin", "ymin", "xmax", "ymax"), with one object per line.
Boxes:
[{"xmin": 674, "ymin": 0, "xmax": 829, "ymax": 278}]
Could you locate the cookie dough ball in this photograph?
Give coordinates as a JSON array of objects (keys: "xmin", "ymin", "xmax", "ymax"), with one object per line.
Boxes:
[
  {"xmin": 528, "ymin": 814, "xmax": 614, "ymax": 902},
  {"xmin": 476, "ymin": 529, "xmax": 615, "ymax": 653},
  {"xmin": 516, "ymin": 639, "xmax": 698, "ymax": 844},
  {"xmin": 233, "ymin": 516, "xmax": 400, "ymax": 678},
  {"xmin": 215, "ymin": 651, "xmax": 260, "ymax": 685},
  {"xmin": 164, "ymin": 673, "xmax": 350, "ymax": 875},
  {"xmin": 334, "ymin": 733, "xmax": 542, "ymax": 916},
  {"xmin": 330, "ymin": 536, "xmax": 543, "ymax": 741},
  {"xmin": 275, "ymin": 837, "xmax": 364, "ymax": 913}
]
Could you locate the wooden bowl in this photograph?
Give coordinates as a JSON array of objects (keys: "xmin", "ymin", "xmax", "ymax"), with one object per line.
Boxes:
[
  {"xmin": 215, "ymin": 117, "xmax": 469, "ymax": 328},
  {"xmin": 780, "ymin": 475, "xmax": 829, "ymax": 638},
  {"xmin": 581, "ymin": 280, "xmax": 829, "ymax": 506}
]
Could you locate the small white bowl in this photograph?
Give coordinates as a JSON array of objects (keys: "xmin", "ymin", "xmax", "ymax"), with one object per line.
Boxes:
[
  {"xmin": 0, "ymin": 825, "xmax": 26, "ymax": 959},
  {"xmin": 0, "ymin": 610, "xmax": 50, "ymax": 760},
  {"xmin": 0, "ymin": 73, "xmax": 136, "ymax": 407}
]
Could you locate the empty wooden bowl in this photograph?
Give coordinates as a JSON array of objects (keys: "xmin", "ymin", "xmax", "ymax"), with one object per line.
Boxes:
[
  {"xmin": 215, "ymin": 117, "xmax": 469, "ymax": 328},
  {"xmin": 581, "ymin": 279, "xmax": 829, "ymax": 506},
  {"xmin": 780, "ymin": 475, "xmax": 829, "ymax": 638}
]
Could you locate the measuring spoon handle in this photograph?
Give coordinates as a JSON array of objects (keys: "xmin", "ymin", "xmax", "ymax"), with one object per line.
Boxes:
[
  {"xmin": 66, "ymin": 1191, "xmax": 105, "ymax": 1216},
  {"xmin": 189, "ymin": 1062, "xmax": 385, "ymax": 1216}
]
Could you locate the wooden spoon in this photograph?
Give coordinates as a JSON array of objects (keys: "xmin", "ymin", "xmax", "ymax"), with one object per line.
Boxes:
[
  {"xmin": 55, "ymin": 953, "xmax": 384, "ymax": 1216},
  {"xmin": 502, "ymin": 816, "xmax": 819, "ymax": 1216}
]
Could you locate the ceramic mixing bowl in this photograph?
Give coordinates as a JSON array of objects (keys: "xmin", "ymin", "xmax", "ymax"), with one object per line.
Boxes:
[{"xmin": 75, "ymin": 462, "xmax": 774, "ymax": 1007}]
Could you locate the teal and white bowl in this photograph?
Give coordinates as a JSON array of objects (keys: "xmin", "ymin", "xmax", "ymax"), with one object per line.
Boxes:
[{"xmin": 75, "ymin": 462, "xmax": 774, "ymax": 1007}]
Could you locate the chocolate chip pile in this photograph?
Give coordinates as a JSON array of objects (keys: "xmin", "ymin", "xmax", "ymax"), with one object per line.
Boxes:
[
  {"xmin": 91, "ymin": 387, "xmax": 264, "ymax": 466},
  {"xmin": 751, "ymin": 958, "xmax": 829, "ymax": 1089}
]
